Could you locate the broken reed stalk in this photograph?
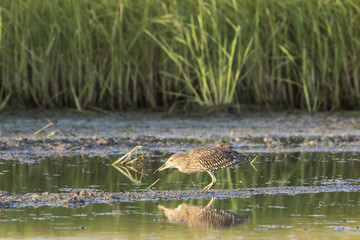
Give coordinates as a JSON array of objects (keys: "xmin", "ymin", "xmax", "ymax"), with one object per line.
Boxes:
[
  {"xmin": 112, "ymin": 146, "xmax": 144, "ymax": 165},
  {"xmin": 31, "ymin": 120, "xmax": 67, "ymax": 138},
  {"xmin": 148, "ymin": 178, "xmax": 161, "ymax": 189},
  {"xmin": 112, "ymin": 146, "xmax": 145, "ymax": 183},
  {"xmin": 46, "ymin": 130, "xmax": 66, "ymax": 138},
  {"xmin": 250, "ymin": 155, "xmax": 258, "ymax": 172},
  {"xmin": 31, "ymin": 121, "xmax": 54, "ymax": 136}
]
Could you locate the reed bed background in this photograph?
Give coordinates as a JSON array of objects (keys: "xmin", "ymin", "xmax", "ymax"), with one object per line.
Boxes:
[{"xmin": 1, "ymin": 0, "xmax": 359, "ymax": 111}]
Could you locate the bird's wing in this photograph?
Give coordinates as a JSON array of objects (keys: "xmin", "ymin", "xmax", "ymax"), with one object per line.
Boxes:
[{"xmin": 190, "ymin": 147, "xmax": 241, "ymax": 170}]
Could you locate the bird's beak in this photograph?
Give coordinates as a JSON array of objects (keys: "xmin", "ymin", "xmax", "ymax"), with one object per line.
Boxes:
[
  {"xmin": 153, "ymin": 162, "xmax": 172, "ymax": 174},
  {"xmin": 157, "ymin": 204, "xmax": 167, "ymax": 210}
]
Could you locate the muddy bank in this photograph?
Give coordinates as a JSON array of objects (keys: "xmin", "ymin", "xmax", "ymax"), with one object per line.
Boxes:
[
  {"xmin": 1, "ymin": 136, "xmax": 360, "ymax": 161},
  {"xmin": 1, "ymin": 111, "xmax": 360, "ymax": 160},
  {"xmin": 1, "ymin": 185, "xmax": 359, "ymax": 208},
  {"xmin": 1, "ymin": 110, "xmax": 360, "ymax": 140}
]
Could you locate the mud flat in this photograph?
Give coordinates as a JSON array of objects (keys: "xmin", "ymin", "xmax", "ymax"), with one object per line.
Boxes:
[
  {"xmin": 1, "ymin": 110, "xmax": 360, "ymax": 160},
  {"xmin": 1, "ymin": 185, "xmax": 359, "ymax": 208}
]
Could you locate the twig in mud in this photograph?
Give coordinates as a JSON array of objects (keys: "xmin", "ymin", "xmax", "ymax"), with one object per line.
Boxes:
[
  {"xmin": 46, "ymin": 130, "xmax": 66, "ymax": 138},
  {"xmin": 31, "ymin": 121, "xmax": 54, "ymax": 137},
  {"xmin": 112, "ymin": 146, "xmax": 144, "ymax": 165},
  {"xmin": 250, "ymin": 155, "xmax": 258, "ymax": 172},
  {"xmin": 31, "ymin": 120, "xmax": 68, "ymax": 138},
  {"xmin": 148, "ymin": 178, "xmax": 161, "ymax": 190}
]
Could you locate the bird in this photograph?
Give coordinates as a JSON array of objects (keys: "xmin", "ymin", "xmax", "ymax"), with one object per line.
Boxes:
[{"xmin": 154, "ymin": 146, "xmax": 251, "ymax": 189}]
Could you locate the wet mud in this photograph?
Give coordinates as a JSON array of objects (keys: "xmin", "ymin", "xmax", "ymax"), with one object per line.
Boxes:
[
  {"xmin": 1, "ymin": 185, "xmax": 360, "ymax": 209},
  {"xmin": 1, "ymin": 110, "xmax": 360, "ymax": 160}
]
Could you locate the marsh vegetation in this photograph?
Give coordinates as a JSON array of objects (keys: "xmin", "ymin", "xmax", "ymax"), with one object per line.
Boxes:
[{"xmin": 1, "ymin": 0, "xmax": 360, "ymax": 111}]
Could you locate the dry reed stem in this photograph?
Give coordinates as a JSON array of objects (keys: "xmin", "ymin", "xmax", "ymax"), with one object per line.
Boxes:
[
  {"xmin": 112, "ymin": 146, "xmax": 143, "ymax": 165},
  {"xmin": 31, "ymin": 121, "xmax": 54, "ymax": 137},
  {"xmin": 250, "ymin": 155, "xmax": 258, "ymax": 172},
  {"xmin": 148, "ymin": 178, "xmax": 161, "ymax": 190}
]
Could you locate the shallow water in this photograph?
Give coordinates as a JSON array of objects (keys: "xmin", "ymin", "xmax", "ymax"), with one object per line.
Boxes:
[
  {"xmin": 1, "ymin": 194, "xmax": 359, "ymax": 239},
  {"xmin": 1, "ymin": 151, "xmax": 360, "ymax": 238},
  {"xmin": 0, "ymin": 152, "xmax": 359, "ymax": 193}
]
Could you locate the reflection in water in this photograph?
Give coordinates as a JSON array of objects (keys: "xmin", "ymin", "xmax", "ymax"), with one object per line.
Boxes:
[
  {"xmin": 112, "ymin": 146, "xmax": 145, "ymax": 184},
  {"xmin": 112, "ymin": 164, "xmax": 144, "ymax": 184},
  {"xmin": 158, "ymin": 198, "xmax": 248, "ymax": 229}
]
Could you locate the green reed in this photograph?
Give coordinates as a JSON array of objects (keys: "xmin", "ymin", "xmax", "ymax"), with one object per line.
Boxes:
[
  {"xmin": 145, "ymin": 0, "xmax": 253, "ymax": 107},
  {"xmin": 0, "ymin": 0, "xmax": 359, "ymax": 111}
]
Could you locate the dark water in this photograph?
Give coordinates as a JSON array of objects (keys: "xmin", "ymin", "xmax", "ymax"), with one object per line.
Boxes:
[
  {"xmin": 0, "ymin": 152, "xmax": 359, "ymax": 193},
  {"xmin": 1, "ymin": 151, "xmax": 360, "ymax": 238}
]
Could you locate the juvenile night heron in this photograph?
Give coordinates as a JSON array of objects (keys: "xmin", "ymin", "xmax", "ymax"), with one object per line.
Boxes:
[{"xmin": 154, "ymin": 146, "xmax": 251, "ymax": 189}]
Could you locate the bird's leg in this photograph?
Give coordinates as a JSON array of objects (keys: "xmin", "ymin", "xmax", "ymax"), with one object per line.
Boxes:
[
  {"xmin": 204, "ymin": 171, "xmax": 216, "ymax": 190},
  {"xmin": 204, "ymin": 197, "xmax": 215, "ymax": 208}
]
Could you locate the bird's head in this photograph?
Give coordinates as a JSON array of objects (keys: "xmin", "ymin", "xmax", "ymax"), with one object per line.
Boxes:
[{"xmin": 154, "ymin": 153, "xmax": 185, "ymax": 174}]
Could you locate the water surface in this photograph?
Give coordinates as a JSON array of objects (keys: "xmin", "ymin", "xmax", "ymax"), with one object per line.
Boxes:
[
  {"xmin": 1, "ymin": 151, "xmax": 360, "ymax": 239},
  {"xmin": 0, "ymin": 152, "xmax": 359, "ymax": 193},
  {"xmin": 1, "ymin": 194, "xmax": 359, "ymax": 239}
]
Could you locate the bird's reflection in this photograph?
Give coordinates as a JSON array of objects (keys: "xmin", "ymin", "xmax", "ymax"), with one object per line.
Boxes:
[{"xmin": 158, "ymin": 198, "xmax": 248, "ymax": 229}]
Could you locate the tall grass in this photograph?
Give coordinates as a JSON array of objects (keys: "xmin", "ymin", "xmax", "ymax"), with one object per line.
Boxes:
[
  {"xmin": 145, "ymin": 1, "xmax": 253, "ymax": 107},
  {"xmin": 0, "ymin": 0, "xmax": 359, "ymax": 111}
]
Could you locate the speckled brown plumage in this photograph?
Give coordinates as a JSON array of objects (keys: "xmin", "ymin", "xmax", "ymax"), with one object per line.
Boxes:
[
  {"xmin": 154, "ymin": 146, "xmax": 251, "ymax": 189},
  {"xmin": 190, "ymin": 147, "xmax": 250, "ymax": 171}
]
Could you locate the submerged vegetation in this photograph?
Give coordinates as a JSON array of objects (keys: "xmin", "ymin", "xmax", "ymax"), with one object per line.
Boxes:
[{"xmin": 1, "ymin": 0, "xmax": 359, "ymax": 111}]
